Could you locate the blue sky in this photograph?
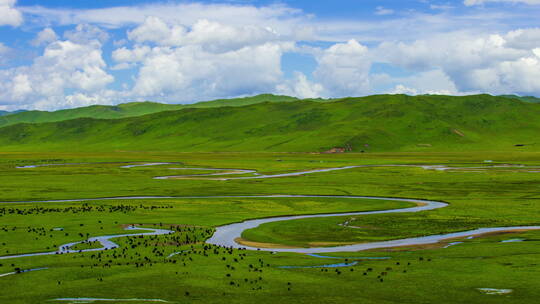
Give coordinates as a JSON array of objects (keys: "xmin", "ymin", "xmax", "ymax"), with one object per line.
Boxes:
[{"xmin": 0, "ymin": 0, "xmax": 539, "ymax": 110}]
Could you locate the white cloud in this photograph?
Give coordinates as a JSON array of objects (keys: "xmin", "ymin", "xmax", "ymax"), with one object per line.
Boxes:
[
  {"xmin": 377, "ymin": 33, "xmax": 527, "ymax": 73},
  {"xmin": 17, "ymin": 1, "xmax": 540, "ymax": 49},
  {"xmin": 374, "ymin": 29, "xmax": 540, "ymax": 95},
  {"xmin": 313, "ymin": 39, "xmax": 372, "ymax": 96},
  {"xmin": 504, "ymin": 28, "xmax": 540, "ymax": 49},
  {"xmin": 184, "ymin": 19, "xmax": 280, "ymax": 52},
  {"xmin": 31, "ymin": 27, "xmax": 57, "ymax": 46},
  {"xmin": 0, "ymin": 33, "xmax": 114, "ymax": 110},
  {"xmin": 464, "ymin": 56, "xmax": 540, "ymax": 94},
  {"xmin": 3, "ymin": 26, "xmax": 109, "ymax": 104},
  {"xmin": 0, "ymin": 0, "xmax": 22, "ymax": 27},
  {"xmin": 390, "ymin": 84, "xmax": 419, "ymax": 95},
  {"xmin": 385, "ymin": 69, "xmax": 461, "ymax": 95},
  {"xmin": 375, "ymin": 6, "xmax": 394, "ymax": 16},
  {"xmin": 112, "ymin": 45, "xmax": 151, "ymax": 63},
  {"xmin": 464, "ymin": 0, "xmax": 540, "ymax": 5},
  {"xmin": 129, "ymin": 42, "xmax": 286, "ymax": 101},
  {"xmin": 41, "ymin": 40, "xmax": 112, "ymax": 91},
  {"xmin": 278, "ymin": 28, "xmax": 540, "ymax": 98},
  {"xmin": 64, "ymin": 24, "xmax": 109, "ymax": 44},
  {"xmin": 19, "ymin": 3, "xmax": 305, "ymax": 33},
  {"xmin": 127, "ymin": 16, "xmax": 180, "ymax": 45},
  {"xmin": 2, "ymin": 2, "xmax": 540, "ymax": 110},
  {"xmin": 10, "ymin": 73, "xmax": 32, "ymax": 99},
  {"xmin": 128, "ymin": 17, "xmax": 280, "ymax": 52},
  {"xmin": 111, "ymin": 18, "xmax": 295, "ymax": 102},
  {"xmin": 275, "ymin": 72, "xmax": 324, "ymax": 99}
]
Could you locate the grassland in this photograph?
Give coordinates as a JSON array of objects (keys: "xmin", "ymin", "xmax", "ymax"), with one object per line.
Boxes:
[
  {"xmin": 0, "ymin": 94, "xmax": 298, "ymax": 128},
  {"xmin": 0, "ymin": 91, "xmax": 539, "ymax": 303},
  {"xmin": 0, "ymin": 94, "xmax": 539, "ymax": 153},
  {"xmin": 0, "ymin": 197, "xmax": 409, "ymax": 255},
  {"xmin": 0, "ymin": 151, "xmax": 539, "ymax": 303},
  {"xmin": 241, "ymin": 212, "xmax": 519, "ymax": 248},
  {"xmin": 501, "ymin": 95, "xmax": 540, "ymax": 103}
]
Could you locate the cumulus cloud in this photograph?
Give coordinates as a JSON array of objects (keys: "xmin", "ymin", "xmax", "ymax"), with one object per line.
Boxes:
[
  {"xmin": 385, "ymin": 70, "xmax": 461, "ymax": 95},
  {"xmin": 0, "ymin": 0, "xmax": 22, "ymax": 27},
  {"xmin": 2, "ymin": 2, "xmax": 540, "ymax": 110},
  {"xmin": 275, "ymin": 27, "xmax": 540, "ymax": 98},
  {"xmin": 64, "ymin": 24, "xmax": 109, "ymax": 44},
  {"xmin": 115, "ymin": 25, "xmax": 540, "ymax": 103},
  {"xmin": 504, "ymin": 28, "xmax": 540, "ymax": 49},
  {"xmin": 313, "ymin": 39, "xmax": 372, "ymax": 96},
  {"xmin": 18, "ymin": 1, "xmax": 539, "ymax": 44},
  {"xmin": 111, "ymin": 45, "xmax": 151, "ymax": 70},
  {"xmin": 275, "ymin": 72, "xmax": 324, "ymax": 98},
  {"xmin": 127, "ymin": 16, "xmax": 179, "ymax": 45},
  {"xmin": 31, "ymin": 27, "xmax": 57, "ymax": 46},
  {"xmin": 374, "ymin": 29, "xmax": 540, "ymax": 95},
  {"xmin": 464, "ymin": 0, "xmax": 540, "ymax": 5},
  {"xmin": 129, "ymin": 42, "xmax": 286, "ymax": 101},
  {"xmin": 0, "ymin": 27, "xmax": 114, "ymax": 110},
  {"xmin": 128, "ymin": 17, "xmax": 280, "ymax": 52},
  {"xmin": 111, "ymin": 18, "xmax": 294, "ymax": 102}
]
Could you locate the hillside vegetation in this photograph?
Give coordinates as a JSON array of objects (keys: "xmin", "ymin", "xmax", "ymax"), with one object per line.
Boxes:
[
  {"xmin": 0, "ymin": 94, "xmax": 298, "ymax": 128},
  {"xmin": 0, "ymin": 94, "xmax": 538, "ymax": 152},
  {"xmin": 0, "ymin": 110, "xmax": 25, "ymax": 116},
  {"xmin": 500, "ymin": 95, "xmax": 540, "ymax": 103}
]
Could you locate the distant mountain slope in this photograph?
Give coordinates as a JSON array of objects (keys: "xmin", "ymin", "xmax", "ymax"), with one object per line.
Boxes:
[
  {"xmin": 0, "ymin": 94, "xmax": 298, "ymax": 128},
  {"xmin": 500, "ymin": 95, "xmax": 540, "ymax": 103},
  {"xmin": 0, "ymin": 94, "xmax": 538, "ymax": 152},
  {"xmin": 188, "ymin": 94, "xmax": 298, "ymax": 108},
  {"xmin": 0, "ymin": 110, "xmax": 26, "ymax": 116}
]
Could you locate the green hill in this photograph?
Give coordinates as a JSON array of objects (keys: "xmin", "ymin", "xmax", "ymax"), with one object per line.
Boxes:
[
  {"xmin": 0, "ymin": 94, "xmax": 538, "ymax": 152},
  {"xmin": 0, "ymin": 94, "xmax": 298, "ymax": 128},
  {"xmin": 500, "ymin": 95, "xmax": 540, "ymax": 103},
  {"xmin": 188, "ymin": 94, "xmax": 298, "ymax": 108},
  {"xmin": 0, "ymin": 110, "xmax": 26, "ymax": 116}
]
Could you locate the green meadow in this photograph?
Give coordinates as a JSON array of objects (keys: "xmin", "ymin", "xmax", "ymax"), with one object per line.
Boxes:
[
  {"xmin": 0, "ymin": 151, "xmax": 539, "ymax": 303},
  {"xmin": 0, "ymin": 95, "xmax": 539, "ymax": 303}
]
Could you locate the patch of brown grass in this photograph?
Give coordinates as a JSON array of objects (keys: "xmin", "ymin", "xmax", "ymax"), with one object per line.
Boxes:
[{"xmin": 235, "ymin": 238, "xmax": 301, "ymax": 249}]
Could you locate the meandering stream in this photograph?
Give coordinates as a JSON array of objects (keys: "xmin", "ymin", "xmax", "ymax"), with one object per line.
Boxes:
[
  {"xmin": 2, "ymin": 162, "xmax": 539, "ymax": 259},
  {"xmin": 0, "ymin": 227, "xmax": 173, "ymax": 260},
  {"xmin": 16, "ymin": 161, "xmax": 540, "ymax": 181}
]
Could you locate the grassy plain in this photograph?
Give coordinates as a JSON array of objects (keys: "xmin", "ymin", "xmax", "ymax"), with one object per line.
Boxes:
[{"xmin": 0, "ymin": 151, "xmax": 539, "ymax": 303}]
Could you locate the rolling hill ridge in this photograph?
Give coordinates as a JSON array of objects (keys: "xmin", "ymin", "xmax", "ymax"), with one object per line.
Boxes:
[
  {"xmin": 0, "ymin": 94, "xmax": 298, "ymax": 128},
  {"xmin": 0, "ymin": 94, "xmax": 538, "ymax": 152}
]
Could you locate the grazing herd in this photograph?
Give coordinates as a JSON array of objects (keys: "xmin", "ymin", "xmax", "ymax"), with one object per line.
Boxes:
[
  {"xmin": 0, "ymin": 200, "xmax": 438, "ymax": 299},
  {"xmin": 0, "ymin": 203, "xmax": 174, "ymax": 217}
]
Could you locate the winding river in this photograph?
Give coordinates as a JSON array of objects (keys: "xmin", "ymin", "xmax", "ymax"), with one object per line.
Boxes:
[
  {"xmin": 0, "ymin": 227, "xmax": 173, "ymax": 260},
  {"xmin": 16, "ymin": 162, "xmax": 540, "ymax": 181},
  {"xmin": 2, "ymin": 162, "xmax": 539, "ymax": 258}
]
